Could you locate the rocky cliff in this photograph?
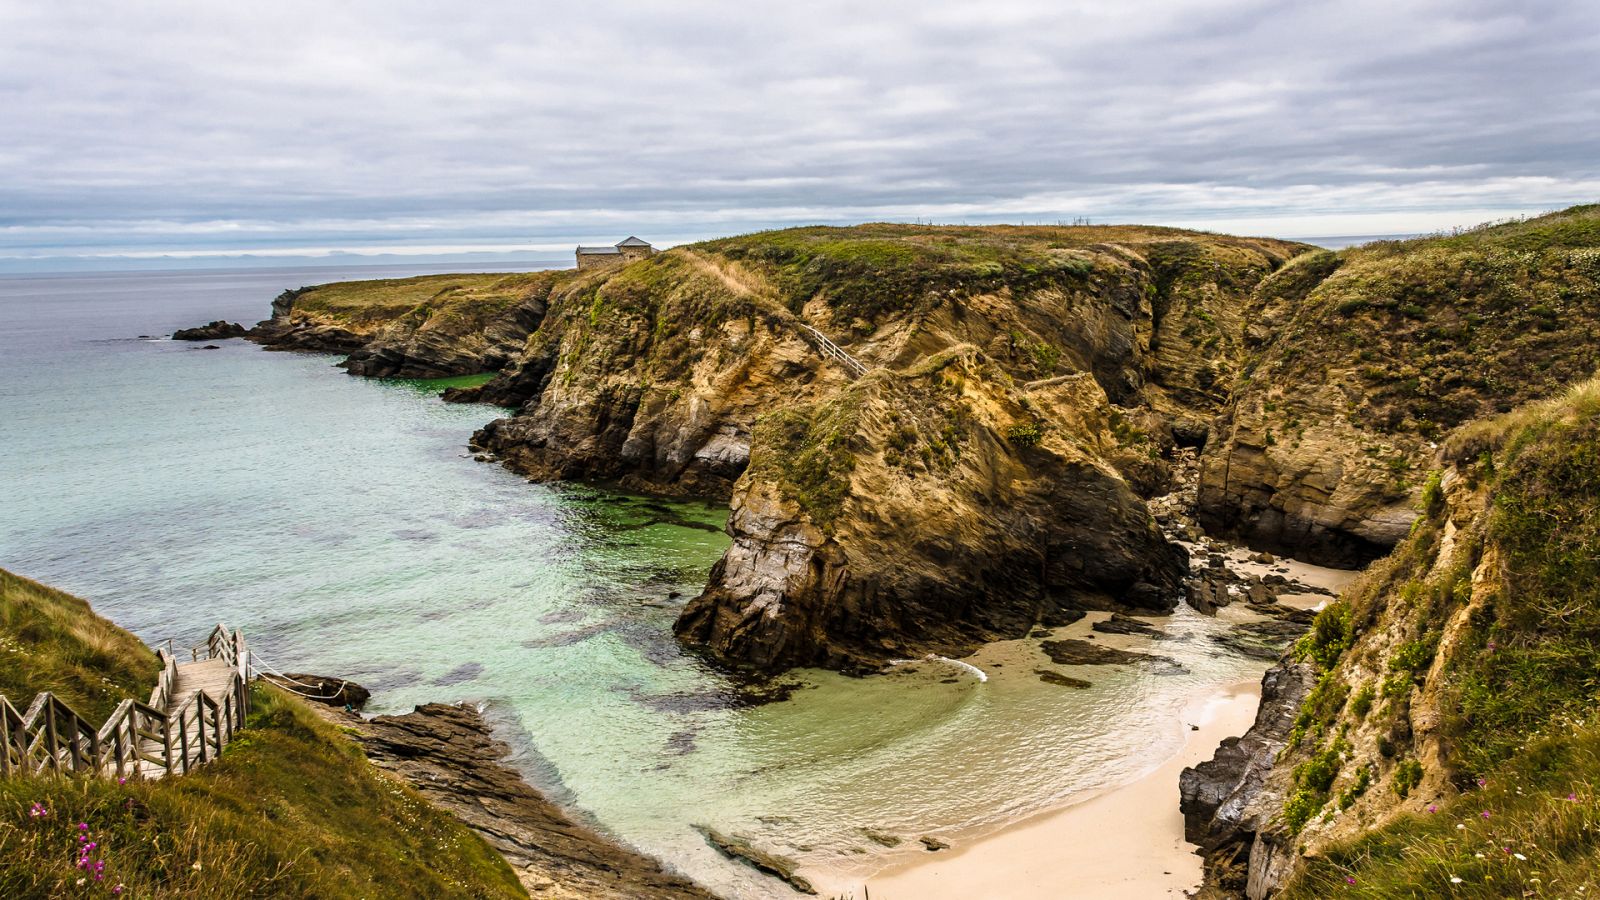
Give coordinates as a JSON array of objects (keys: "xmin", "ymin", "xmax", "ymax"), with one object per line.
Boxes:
[
  {"xmin": 460, "ymin": 224, "xmax": 1307, "ymax": 671},
  {"xmin": 1198, "ymin": 205, "xmax": 1600, "ymax": 566},
  {"xmin": 1183, "ymin": 374, "xmax": 1600, "ymax": 896},
  {"xmin": 250, "ymin": 271, "xmax": 572, "ymax": 378}
]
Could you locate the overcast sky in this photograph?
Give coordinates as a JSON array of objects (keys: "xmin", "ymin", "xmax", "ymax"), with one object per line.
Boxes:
[{"xmin": 2, "ymin": 0, "xmax": 1597, "ymax": 268}]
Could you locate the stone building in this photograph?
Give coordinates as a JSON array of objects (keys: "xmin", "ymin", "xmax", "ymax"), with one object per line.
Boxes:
[{"xmin": 575, "ymin": 236, "xmax": 655, "ymax": 270}]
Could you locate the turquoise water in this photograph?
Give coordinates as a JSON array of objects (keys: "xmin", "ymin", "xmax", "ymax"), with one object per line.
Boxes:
[{"xmin": 0, "ymin": 267, "xmax": 1270, "ymax": 897}]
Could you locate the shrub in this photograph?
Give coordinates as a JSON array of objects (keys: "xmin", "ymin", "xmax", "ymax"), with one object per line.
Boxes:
[{"xmin": 1392, "ymin": 758, "xmax": 1424, "ymax": 798}]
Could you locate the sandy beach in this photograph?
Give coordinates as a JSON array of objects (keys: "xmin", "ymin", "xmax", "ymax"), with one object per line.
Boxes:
[{"xmin": 864, "ymin": 680, "xmax": 1263, "ymax": 900}]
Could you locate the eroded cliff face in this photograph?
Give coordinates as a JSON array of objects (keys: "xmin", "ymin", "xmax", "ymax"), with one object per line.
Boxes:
[
  {"xmin": 251, "ymin": 272, "xmax": 570, "ymax": 378},
  {"xmin": 1198, "ymin": 207, "xmax": 1600, "ymax": 566},
  {"xmin": 456, "ymin": 225, "xmax": 1305, "ymax": 672},
  {"xmin": 1183, "ymin": 374, "xmax": 1600, "ymax": 896},
  {"xmin": 675, "ymin": 354, "xmax": 1187, "ymax": 671}
]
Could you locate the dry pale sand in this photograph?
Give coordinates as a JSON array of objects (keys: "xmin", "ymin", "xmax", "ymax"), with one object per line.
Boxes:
[{"xmin": 863, "ymin": 681, "xmax": 1262, "ymax": 900}]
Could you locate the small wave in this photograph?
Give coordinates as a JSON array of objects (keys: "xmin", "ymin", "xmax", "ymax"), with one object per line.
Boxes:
[{"xmin": 888, "ymin": 653, "xmax": 989, "ymax": 683}]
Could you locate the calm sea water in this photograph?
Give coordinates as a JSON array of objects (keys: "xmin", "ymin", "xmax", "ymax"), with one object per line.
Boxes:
[{"xmin": 0, "ymin": 266, "xmax": 1268, "ymax": 897}]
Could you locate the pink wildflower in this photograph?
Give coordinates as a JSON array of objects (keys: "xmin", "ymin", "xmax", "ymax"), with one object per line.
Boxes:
[
  {"xmin": 1346, "ymin": 876, "xmax": 1357, "ymax": 884},
  {"xmin": 28, "ymin": 802, "xmax": 48, "ymax": 818},
  {"xmin": 1477, "ymin": 778, "xmax": 1487, "ymax": 788},
  {"xmin": 1481, "ymin": 810, "xmax": 1491, "ymax": 819},
  {"xmin": 113, "ymin": 887, "xmax": 124, "ymax": 896},
  {"xmin": 78, "ymin": 822, "xmax": 89, "ymax": 831},
  {"xmin": 1569, "ymin": 792, "xmax": 1579, "ymax": 801},
  {"xmin": 1427, "ymin": 804, "xmax": 1437, "ymax": 813}
]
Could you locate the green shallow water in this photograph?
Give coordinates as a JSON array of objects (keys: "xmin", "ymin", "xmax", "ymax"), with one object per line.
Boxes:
[{"xmin": 0, "ymin": 267, "xmax": 1272, "ymax": 898}]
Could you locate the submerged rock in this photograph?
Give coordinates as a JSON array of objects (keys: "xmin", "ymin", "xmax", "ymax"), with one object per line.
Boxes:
[
  {"xmin": 695, "ymin": 826, "xmax": 816, "ymax": 894},
  {"xmin": 1034, "ymin": 669, "xmax": 1092, "ymax": 689},
  {"xmin": 1039, "ymin": 638, "xmax": 1177, "ymax": 669}
]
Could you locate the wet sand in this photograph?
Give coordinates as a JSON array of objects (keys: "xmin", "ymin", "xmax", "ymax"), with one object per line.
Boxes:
[{"xmin": 864, "ymin": 680, "xmax": 1262, "ymax": 900}]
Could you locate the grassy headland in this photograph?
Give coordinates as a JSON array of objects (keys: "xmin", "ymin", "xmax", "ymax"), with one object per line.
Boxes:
[{"xmin": 0, "ymin": 569, "xmax": 525, "ymax": 899}]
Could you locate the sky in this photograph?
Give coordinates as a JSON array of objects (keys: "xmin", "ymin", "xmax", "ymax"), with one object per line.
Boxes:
[{"xmin": 2, "ymin": 0, "xmax": 1597, "ymax": 270}]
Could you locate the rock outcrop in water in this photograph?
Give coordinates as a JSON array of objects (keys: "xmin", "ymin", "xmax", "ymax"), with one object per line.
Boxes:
[
  {"xmin": 173, "ymin": 320, "xmax": 251, "ymax": 340},
  {"xmin": 327, "ymin": 701, "xmax": 716, "ymax": 900},
  {"xmin": 247, "ymin": 272, "xmax": 572, "ymax": 378}
]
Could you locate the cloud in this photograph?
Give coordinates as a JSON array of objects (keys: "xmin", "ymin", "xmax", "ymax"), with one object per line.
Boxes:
[{"xmin": 1, "ymin": 0, "xmax": 1596, "ymax": 262}]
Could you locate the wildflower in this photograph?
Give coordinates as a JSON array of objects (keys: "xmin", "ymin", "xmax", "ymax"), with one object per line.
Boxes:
[
  {"xmin": 1427, "ymin": 804, "xmax": 1437, "ymax": 813},
  {"xmin": 112, "ymin": 887, "xmax": 125, "ymax": 896},
  {"xmin": 1456, "ymin": 823, "xmax": 1465, "ymax": 829},
  {"xmin": 76, "ymin": 878, "xmax": 87, "ymax": 887},
  {"xmin": 1480, "ymin": 810, "xmax": 1491, "ymax": 819},
  {"xmin": 1450, "ymin": 876, "xmax": 1463, "ymax": 884},
  {"xmin": 1346, "ymin": 876, "xmax": 1357, "ymax": 884},
  {"xmin": 1487, "ymin": 641, "xmax": 1497, "ymax": 650},
  {"xmin": 1477, "ymin": 778, "xmax": 1487, "ymax": 788},
  {"xmin": 1569, "ymin": 792, "xmax": 1579, "ymax": 801},
  {"xmin": 28, "ymin": 802, "xmax": 48, "ymax": 818},
  {"xmin": 117, "ymin": 777, "xmax": 126, "ymax": 785},
  {"xmin": 79, "ymin": 822, "xmax": 89, "ymax": 831},
  {"xmin": 1514, "ymin": 853, "xmax": 1527, "ymax": 861}
]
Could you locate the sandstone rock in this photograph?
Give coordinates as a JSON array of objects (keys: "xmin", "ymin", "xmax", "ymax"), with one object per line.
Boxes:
[{"xmin": 328, "ymin": 702, "xmax": 714, "ymax": 899}]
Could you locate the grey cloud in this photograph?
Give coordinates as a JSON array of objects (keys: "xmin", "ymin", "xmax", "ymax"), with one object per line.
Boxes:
[{"xmin": 0, "ymin": 0, "xmax": 1596, "ymax": 260}]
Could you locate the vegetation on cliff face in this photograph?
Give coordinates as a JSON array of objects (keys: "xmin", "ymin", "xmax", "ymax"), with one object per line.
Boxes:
[
  {"xmin": 1240, "ymin": 376, "xmax": 1600, "ymax": 896},
  {"xmin": 0, "ymin": 570, "xmax": 159, "ymax": 721},
  {"xmin": 284, "ymin": 272, "xmax": 562, "ymax": 331},
  {"xmin": 1199, "ymin": 204, "xmax": 1600, "ymax": 566},
  {"xmin": 255, "ymin": 271, "xmax": 573, "ymax": 379},
  {"xmin": 0, "ymin": 572, "xmax": 524, "ymax": 899}
]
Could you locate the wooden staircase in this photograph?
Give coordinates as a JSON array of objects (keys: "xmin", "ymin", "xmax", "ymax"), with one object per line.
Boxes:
[{"xmin": 1, "ymin": 624, "xmax": 252, "ymax": 780}]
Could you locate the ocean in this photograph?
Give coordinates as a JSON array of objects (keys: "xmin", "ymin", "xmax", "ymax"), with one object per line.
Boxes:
[{"xmin": 0, "ymin": 265, "xmax": 1270, "ymax": 897}]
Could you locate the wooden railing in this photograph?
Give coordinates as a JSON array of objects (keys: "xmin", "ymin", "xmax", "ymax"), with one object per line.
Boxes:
[
  {"xmin": 798, "ymin": 324, "xmax": 869, "ymax": 378},
  {"xmin": 0, "ymin": 623, "xmax": 252, "ymax": 780}
]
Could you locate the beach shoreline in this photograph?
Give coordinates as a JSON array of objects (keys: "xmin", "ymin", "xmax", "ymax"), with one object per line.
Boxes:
[{"xmin": 856, "ymin": 679, "xmax": 1263, "ymax": 900}]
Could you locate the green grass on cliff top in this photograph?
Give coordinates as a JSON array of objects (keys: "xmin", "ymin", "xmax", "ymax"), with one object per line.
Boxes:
[
  {"xmin": 695, "ymin": 222, "xmax": 1311, "ymax": 322},
  {"xmin": 1246, "ymin": 203, "xmax": 1600, "ymax": 438},
  {"xmin": 0, "ymin": 573, "xmax": 524, "ymax": 899},
  {"xmin": 0, "ymin": 569, "xmax": 159, "ymax": 721},
  {"xmin": 0, "ymin": 685, "xmax": 525, "ymax": 899},
  {"xmin": 289, "ymin": 270, "xmax": 570, "ymax": 327}
]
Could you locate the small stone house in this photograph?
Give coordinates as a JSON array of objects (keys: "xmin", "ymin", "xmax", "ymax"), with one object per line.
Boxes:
[{"xmin": 575, "ymin": 236, "xmax": 655, "ymax": 270}]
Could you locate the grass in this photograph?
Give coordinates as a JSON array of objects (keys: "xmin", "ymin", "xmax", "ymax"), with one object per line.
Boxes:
[
  {"xmin": 0, "ymin": 685, "xmax": 525, "ymax": 899},
  {"xmin": 1239, "ymin": 204, "xmax": 1600, "ymax": 442},
  {"xmin": 1269, "ymin": 374, "xmax": 1600, "ymax": 887},
  {"xmin": 0, "ymin": 573, "xmax": 524, "ymax": 898},
  {"xmin": 288, "ymin": 271, "xmax": 571, "ymax": 330},
  {"xmin": 745, "ymin": 385, "xmax": 868, "ymax": 528},
  {"xmin": 0, "ymin": 569, "xmax": 159, "ymax": 721},
  {"xmin": 696, "ymin": 222, "xmax": 1307, "ymax": 325},
  {"xmin": 1283, "ymin": 723, "xmax": 1600, "ymax": 898}
]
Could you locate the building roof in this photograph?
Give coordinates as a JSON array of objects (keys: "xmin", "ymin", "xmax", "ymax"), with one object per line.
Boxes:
[
  {"xmin": 615, "ymin": 236, "xmax": 652, "ymax": 247},
  {"xmin": 576, "ymin": 245, "xmax": 623, "ymax": 255}
]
